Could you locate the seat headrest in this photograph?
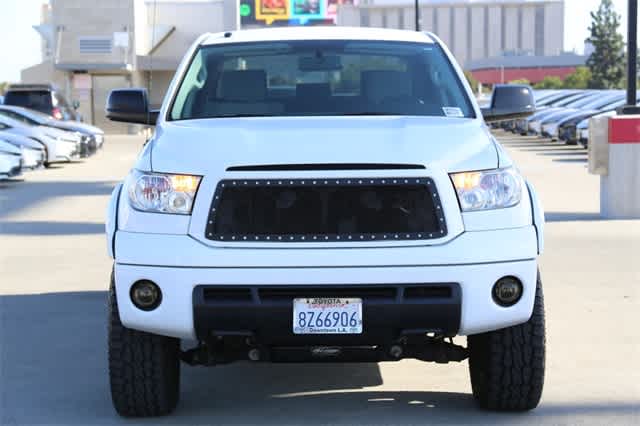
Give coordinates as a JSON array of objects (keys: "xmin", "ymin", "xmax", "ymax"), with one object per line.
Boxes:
[
  {"xmin": 296, "ymin": 83, "xmax": 331, "ymax": 99},
  {"xmin": 361, "ymin": 70, "xmax": 412, "ymax": 103},
  {"xmin": 218, "ymin": 70, "xmax": 267, "ymax": 102}
]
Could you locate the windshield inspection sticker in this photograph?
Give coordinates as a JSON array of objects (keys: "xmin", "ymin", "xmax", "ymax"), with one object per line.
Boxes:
[{"xmin": 443, "ymin": 107, "xmax": 464, "ymax": 118}]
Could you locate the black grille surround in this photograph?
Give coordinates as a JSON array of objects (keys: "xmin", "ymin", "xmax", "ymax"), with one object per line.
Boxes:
[
  {"xmin": 193, "ymin": 283, "xmax": 462, "ymax": 343},
  {"xmin": 205, "ymin": 177, "xmax": 447, "ymax": 242}
]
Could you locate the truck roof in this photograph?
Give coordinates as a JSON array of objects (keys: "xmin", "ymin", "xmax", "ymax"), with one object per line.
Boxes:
[{"xmin": 201, "ymin": 27, "xmax": 436, "ymax": 46}]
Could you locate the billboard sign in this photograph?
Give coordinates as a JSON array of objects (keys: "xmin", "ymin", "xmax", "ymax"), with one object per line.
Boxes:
[{"xmin": 240, "ymin": 0, "xmax": 357, "ymax": 27}]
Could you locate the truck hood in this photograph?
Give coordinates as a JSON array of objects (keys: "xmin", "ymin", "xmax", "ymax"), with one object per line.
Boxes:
[{"xmin": 151, "ymin": 116, "xmax": 498, "ymax": 175}]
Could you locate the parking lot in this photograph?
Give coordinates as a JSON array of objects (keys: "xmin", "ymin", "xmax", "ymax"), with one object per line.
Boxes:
[{"xmin": 0, "ymin": 131, "xmax": 639, "ymax": 425}]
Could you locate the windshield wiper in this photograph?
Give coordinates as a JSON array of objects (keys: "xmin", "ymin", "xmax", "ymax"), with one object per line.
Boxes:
[
  {"xmin": 212, "ymin": 113, "xmax": 276, "ymax": 118},
  {"xmin": 341, "ymin": 112, "xmax": 396, "ymax": 116}
]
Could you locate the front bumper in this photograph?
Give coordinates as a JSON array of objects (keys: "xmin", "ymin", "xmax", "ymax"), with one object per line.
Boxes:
[{"xmin": 113, "ymin": 226, "xmax": 539, "ymax": 341}]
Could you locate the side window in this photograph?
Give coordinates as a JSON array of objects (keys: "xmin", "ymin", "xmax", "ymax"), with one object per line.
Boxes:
[{"xmin": 170, "ymin": 51, "xmax": 205, "ymax": 120}]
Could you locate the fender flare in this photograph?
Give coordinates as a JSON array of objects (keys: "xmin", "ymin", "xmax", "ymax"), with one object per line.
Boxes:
[
  {"xmin": 526, "ymin": 180, "xmax": 545, "ymax": 254},
  {"xmin": 106, "ymin": 183, "xmax": 122, "ymax": 259}
]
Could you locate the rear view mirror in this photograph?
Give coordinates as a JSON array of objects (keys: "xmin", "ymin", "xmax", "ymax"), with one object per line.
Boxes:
[
  {"xmin": 482, "ymin": 84, "xmax": 535, "ymax": 123},
  {"xmin": 298, "ymin": 55, "xmax": 343, "ymax": 72},
  {"xmin": 106, "ymin": 88, "xmax": 158, "ymax": 125}
]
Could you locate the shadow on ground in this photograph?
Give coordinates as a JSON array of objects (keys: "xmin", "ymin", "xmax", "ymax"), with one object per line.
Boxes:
[
  {"xmin": 0, "ymin": 180, "xmax": 116, "ymax": 218},
  {"xmin": 2, "ymin": 292, "xmax": 638, "ymax": 425},
  {"xmin": 0, "ymin": 220, "xmax": 105, "ymax": 235}
]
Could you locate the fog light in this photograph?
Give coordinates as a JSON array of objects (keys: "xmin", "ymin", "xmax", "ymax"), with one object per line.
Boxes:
[
  {"xmin": 492, "ymin": 277, "xmax": 523, "ymax": 307},
  {"xmin": 130, "ymin": 280, "xmax": 162, "ymax": 311}
]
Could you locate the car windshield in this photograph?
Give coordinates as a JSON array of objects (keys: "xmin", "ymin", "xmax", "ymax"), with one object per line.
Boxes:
[
  {"xmin": 169, "ymin": 40, "xmax": 475, "ymax": 120},
  {"xmin": 0, "ymin": 110, "xmax": 39, "ymax": 126},
  {"xmin": 4, "ymin": 91, "xmax": 53, "ymax": 113}
]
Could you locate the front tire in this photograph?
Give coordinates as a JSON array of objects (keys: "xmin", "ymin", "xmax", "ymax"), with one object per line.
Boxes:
[
  {"xmin": 108, "ymin": 275, "xmax": 180, "ymax": 417},
  {"xmin": 468, "ymin": 272, "xmax": 546, "ymax": 411}
]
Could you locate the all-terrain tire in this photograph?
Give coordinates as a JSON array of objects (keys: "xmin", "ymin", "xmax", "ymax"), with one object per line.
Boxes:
[
  {"xmin": 468, "ymin": 271, "xmax": 546, "ymax": 411},
  {"xmin": 108, "ymin": 274, "xmax": 180, "ymax": 417}
]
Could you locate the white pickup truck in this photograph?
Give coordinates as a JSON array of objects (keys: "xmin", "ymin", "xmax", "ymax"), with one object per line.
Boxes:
[{"xmin": 105, "ymin": 27, "xmax": 545, "ymax": 417}]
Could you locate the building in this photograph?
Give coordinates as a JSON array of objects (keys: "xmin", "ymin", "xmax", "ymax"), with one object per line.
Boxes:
[
  {"xmin": 23, "ymin": 0, "xmax": 565, "ymax": 131},
  {"xmin": 337, "ymin": 0, "xmax": 565, "ymax": 67},
  {"xmin": 467, "ymin": 53, "xmax": 587, "ymax": 84},
  {"xmin": 22, "ymin": 0, "xmax": 238, "ymax": 132}
]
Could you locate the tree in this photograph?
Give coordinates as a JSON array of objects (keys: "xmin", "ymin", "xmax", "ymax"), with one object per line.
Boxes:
[
  {"xmin": 534, "ymin": 76, "xmax": 564, "ymax": 89},
  {"xmin": 464, "ymin": 70, "xmax": 481, "ymax": 93},
  {"xmin": 508, "ymin": 78, "xmax": 531, "ymax": 85},
  {"xmin": 563, "ymin": 67, "xmax": 592, "ymax": 89},
  {"xmin": 0, "ymin": 82, "xmax": 7, "ymax": 95},
  {"xmin": 586, "ymin": 0, "xmax": 625, "ymax": 89}
]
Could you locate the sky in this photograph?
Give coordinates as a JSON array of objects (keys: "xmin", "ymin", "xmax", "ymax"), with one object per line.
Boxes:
[{"xmin": 0, "ymin": 0, "xmax": 634, "ymax": 82}]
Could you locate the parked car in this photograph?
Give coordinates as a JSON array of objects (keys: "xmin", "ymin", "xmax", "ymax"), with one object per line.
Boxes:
[
  {"xmin": 527, "ymin": 91, "xmax": 605, "ymax": 134},
  {"xmin": 0, "ymin": 133, "xmax": 45, "ymax": 169},
  {"xmin": 0, "ymin": 139, "xmax": 23, "ymax": 179},
  {"xmin": 104, "ymin": 28, "xmax": 545, "ymax": 416},
  {"xmin": 514, "ymin": 90, "xmax": 582, "ymax": 134},
  {"xmin": 540, "ymin": 91, "xmax": 625, "ymax": 140},
  {"xmin": 0, "ymin": 115, "xmax": 79, "ymax": 165},
  {"xmin": 0, "ymin": 105, "xmax": 104, "ymax": 156},
  {"xmin": 3, "ymin": 83, "xmax": 81, "ymax": 121}
]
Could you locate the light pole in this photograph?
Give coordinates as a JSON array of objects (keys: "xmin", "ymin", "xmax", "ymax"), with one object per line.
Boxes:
[
  {"xmin": 622, "ymin": 0, "xmax": 640, "ymax": 114},
  {"xmin": 414, "ymin": 0, "xmax": 420, "ymax": 31}
]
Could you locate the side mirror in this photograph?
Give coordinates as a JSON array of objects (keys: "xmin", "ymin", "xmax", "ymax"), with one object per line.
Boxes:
[
  {"xmin": 481, "ymin": 84, "xmax": 535, "ymax": 123},
  {"xmin": 106, "ymin": 88, "xmax": 158, "ymax": 125},
  {"xmin": 72, "ymin": 100, "xmax": 80, "ymax": 109}
]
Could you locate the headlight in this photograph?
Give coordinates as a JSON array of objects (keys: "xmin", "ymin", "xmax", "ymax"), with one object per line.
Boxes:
[
  {"xmin": 450, "ymin": 168, "xmax": 522, "ymax": 211},
  {"xmin": 127, "ymin": 170, "xmax": 201, "ymax": 214}
]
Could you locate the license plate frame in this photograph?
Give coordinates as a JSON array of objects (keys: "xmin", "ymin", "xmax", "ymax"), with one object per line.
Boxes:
[{"xmin": 293, "ymin": 297, "xmax": 363, "ymax": 335}]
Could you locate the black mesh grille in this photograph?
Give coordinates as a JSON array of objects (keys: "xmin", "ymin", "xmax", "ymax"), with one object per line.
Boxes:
[{"xmin": 205, "ymin": 178, "xmax": 446, "ymax": 242}]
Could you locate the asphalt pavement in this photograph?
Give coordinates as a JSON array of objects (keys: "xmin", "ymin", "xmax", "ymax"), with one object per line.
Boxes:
[{"xmin": 0, "ymin": 131, "xmax": 638, "ymax": 425}]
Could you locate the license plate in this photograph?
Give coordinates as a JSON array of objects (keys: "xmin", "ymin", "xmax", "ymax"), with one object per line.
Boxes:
[{"xmin": 293, "ymin": 297, "xmax": 363, "ymax": 334}]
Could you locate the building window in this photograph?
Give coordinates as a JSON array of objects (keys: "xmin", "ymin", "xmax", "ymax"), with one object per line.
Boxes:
[
  {"xmin": 361, "ymin": 9, "xmax": 370, "ymax": 27},
  {"xmin": 484, "ymin": 6, "xmax": 489, "ymax": 58},
  {"xmin": 500, "ymin": 6, "xmax": 506, "ymax": 53},
  {"xmin": 535, "ymin": 5, "xmax": 545, "ymax": 56},
  {"xmin": 517, "ymin": 6, "xmax": 523, "ymax": 50}
]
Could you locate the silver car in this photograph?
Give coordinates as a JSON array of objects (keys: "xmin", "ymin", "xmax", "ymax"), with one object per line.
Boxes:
[
  {"xmin": 0, "ymin": 105, "xmax": 104, "ymax": 157},
  {"xmin": 0, "ymin": 115, "xmax": 79, "ymax": 166}
]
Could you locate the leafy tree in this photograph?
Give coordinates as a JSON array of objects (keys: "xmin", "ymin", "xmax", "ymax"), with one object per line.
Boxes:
[
  {"xmin": 534, "ymin": 76, "xmax": 564, "ymax": 89},
  {"xmin": 563, "ymin": 67, "xmax": 592, "ymax": 89},
  {"xmin": 0, "ymin": 82, "xmax": 7, "ymax": 95},
  {"xmin": 508, "ymin": 78, "xmax": 531, "ymax": 85},
  {"xmin": 586, "ymin": 0, "xmax": 625, "ymax": 89},
  {"xmin": 464, "ymin": 71, "xmax": 479, "ymax": 93}
]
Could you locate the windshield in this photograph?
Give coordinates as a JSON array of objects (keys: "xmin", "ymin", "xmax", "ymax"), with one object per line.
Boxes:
[
  {"xmin": 0, "ymin": 110, "xmax": 39, "ymax": 126},
  {"xmin": 169, "ymin": 40, "xmax": 474, "ymax": 120},
  {"xmin": 4, "ymin": 91, "xmax": 53, "ymax": 113}
]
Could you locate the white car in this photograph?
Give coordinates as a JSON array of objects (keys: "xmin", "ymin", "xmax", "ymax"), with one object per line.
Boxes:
[
  {"xmin": 0, "ymin": 133, "xmax": 46, "ymax": 169},
  {"xmin": 105, "ymin": 27, "xmax": 545, "ymax": 416},
  {"xmin": 0, "ymin": 105, "xmax": 105, "ymax": 155},
  {"xmin": 0, "ymin": 140, "xmax": 23, "ymax": 179},
  {"xmin": 0, "ymin": 115, "xmax": 78, "ymax": 165}
]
